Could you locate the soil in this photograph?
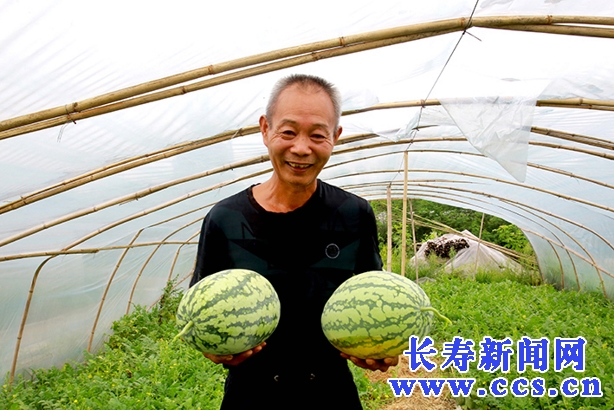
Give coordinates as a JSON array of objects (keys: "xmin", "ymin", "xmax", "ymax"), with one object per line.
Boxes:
[{"xmin": 366, "ymin": 355, "xmax": 460, "ymax": 410}]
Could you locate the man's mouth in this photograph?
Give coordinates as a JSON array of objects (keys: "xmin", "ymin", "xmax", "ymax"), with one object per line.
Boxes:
[{"xmin": 287, "ymin": 161, "xmax": 311, "ymax": 169}]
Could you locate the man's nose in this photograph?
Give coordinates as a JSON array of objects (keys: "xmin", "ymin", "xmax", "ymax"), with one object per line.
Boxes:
[{"xmin": 290, "ymin": 134, "xmax": 312, "ymax": 155}]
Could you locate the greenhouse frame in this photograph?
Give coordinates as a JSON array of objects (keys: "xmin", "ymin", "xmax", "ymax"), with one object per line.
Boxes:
[{"xmin": 1, "ymin": 0, "xmax": 613, "ymax": 383}]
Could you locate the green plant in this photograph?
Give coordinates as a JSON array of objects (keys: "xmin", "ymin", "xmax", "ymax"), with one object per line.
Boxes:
[
  {"xmin": 422, "ymin": 276, "xmax": 614, "ymax": 410},
  {"xmin": 1, "ymin": 280, "xmax": 393, "ymax": 410}
]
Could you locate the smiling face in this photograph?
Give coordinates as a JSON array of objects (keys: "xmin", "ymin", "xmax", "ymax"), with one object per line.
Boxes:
[{"xmin": 260, "ymin": 83, "xmax": 342, "ymax": 192}]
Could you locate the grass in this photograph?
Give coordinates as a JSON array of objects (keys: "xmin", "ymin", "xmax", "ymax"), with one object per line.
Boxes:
[{"xmin": 2, "ymin": 269, "xmax": 613, "ymax": 410}]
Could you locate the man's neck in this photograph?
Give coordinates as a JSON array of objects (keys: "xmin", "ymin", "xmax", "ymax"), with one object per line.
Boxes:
[{"xmin": 252, "ymin": 178, "xmax": 317, "ymax": 213}]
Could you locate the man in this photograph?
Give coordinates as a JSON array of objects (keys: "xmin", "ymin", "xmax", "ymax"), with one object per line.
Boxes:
[{"xmin": 190, "ymin": 74, "xmax": 398, "ymax": 409}]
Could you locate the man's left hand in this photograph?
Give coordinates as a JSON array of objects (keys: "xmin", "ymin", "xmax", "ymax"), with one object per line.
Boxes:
[{"xmin": 340, "ymin": 353, "xmax": 399, "ymax": 372}]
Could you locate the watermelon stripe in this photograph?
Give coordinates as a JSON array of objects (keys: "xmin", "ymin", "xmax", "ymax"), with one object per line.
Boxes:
[
  {"xmin": 175, "ymin": 269, "xmax": 280, "ymax": 355},
  {"xmin": 321, "ymin": 270, "xmax": 438, "ymax": 359}
]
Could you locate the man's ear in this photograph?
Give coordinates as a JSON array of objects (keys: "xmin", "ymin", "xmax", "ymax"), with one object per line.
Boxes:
[
  {"xmin": 259, "ymin": 115, "xmax": 269, "ymax": 147},
  {"xmin": 333, "ymin": 125, "xmax": 342, "ymax": 145}
]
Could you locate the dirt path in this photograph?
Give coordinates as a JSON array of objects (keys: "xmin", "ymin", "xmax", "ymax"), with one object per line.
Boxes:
[{"xmin": 367, "ymin": 355, "xmax": 460, "ymax": 410}]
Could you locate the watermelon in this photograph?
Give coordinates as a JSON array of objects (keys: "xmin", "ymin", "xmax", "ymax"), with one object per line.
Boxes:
[
  {"xmin": 173, "ymin": 269, "xmax": 280, "ymax": 355},
  {"xmin": 321, "ymin": 270, "xmax": 450, "ymax": 360}
]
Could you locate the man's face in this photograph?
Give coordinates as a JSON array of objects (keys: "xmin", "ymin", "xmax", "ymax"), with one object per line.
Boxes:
[{"xmin": 260, "ymin": 84, "xmax": 342, "ymax": 190}]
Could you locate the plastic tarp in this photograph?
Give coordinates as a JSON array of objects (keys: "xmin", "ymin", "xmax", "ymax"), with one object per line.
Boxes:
[
  {"xmin": 1, "ymin": 0, "xmax": 613, "ymax": 379},
  {"xmin": 411, "ymin": 231, "xmax": 523, "ymax": 275}
]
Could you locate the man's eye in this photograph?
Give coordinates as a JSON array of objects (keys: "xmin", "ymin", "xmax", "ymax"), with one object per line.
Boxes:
[
  {"xmin": 312, "ymin": 134, "xmax": 326, "ymax": 140},
  {"xmin": 281, "ymin": 130, "xmax": 295, "ymax": 136}
]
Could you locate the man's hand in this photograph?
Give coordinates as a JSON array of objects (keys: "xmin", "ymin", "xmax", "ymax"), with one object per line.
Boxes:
[
  {"xmin": 203, "ymin": 342, "xmax": 266, "ymax": 366},
  {"xmin": 341, "ymin": 352, "xmax": 399, "ymax": 372}
]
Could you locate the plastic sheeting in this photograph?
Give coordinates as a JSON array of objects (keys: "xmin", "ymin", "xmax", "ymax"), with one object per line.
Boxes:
[{"xmin": 1, "ymin": 0, "xmax": 614, "ymax": 379}]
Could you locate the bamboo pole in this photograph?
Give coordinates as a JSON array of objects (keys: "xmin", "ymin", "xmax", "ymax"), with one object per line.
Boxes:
[
  {"xmin": 488, "ymin": 24, "xmax": 614, "ymax": 39},
  {"xmin": 328, "ymin": 147, "xmax": 614, "ymax": 191},
  {"xmin": 0, "ymin": 241, "xmax": 198, "ymax": 262},
  {"xmin": 329, "ymin": 147, "xmax": 614, "ymax": 214},
  {"xmin": 1, "ymin": 129, "xmax": 612, "ymax": 264},
  {"xmin": 547, "ymin": 240, "xmax": 566, "ymax": 291},
  {"xmin": 532, "ymin": 127, "xmax": 614, "ymax": 151},
  {"xmin": 386, "ymin": 185, "xmax": 392, "ymax": 272},
  {"xmin": 0, "ymin": 26, "xmax": 464, "ymax": 141},
  {"xmin": 523, "ymin": 228, "xmax": 608, "ymax": 299},
  {"xmin": 167, "ymin": 231, "xmax": 201, "ymax": 284},
  {"xmin": 0, "ymin": 126, "xmax": 260, "ymax": 216},
  {"xmin": 473, "ymin": 213, "xmax": 486, "ymax": 278},
  {"xmin": 88, "ymin": 230, "xmax": 143, "ymax": 353},
  {"xmin": 0, "ymin": 17, "xmax": 475, "ymax": 135},
  {"xmin": 0, "ymin": 138, "xmax": 612, "ymax": 261},
  {"xmin": 401, "ymin": 152, "xmax": 409, "ymax": 276},
  {"xmin": 531, "ymin": 141, "xmax": 614, "ymax": 161},
  {"xmin": 9, "ymin": 257, "xmax": 55, "ymax": 384},
  {"xmin": 359, "ymin": 184, "xmax": 614, "ymax": 286},
  {"xmin": 126, "ymin": 224, "xmax": 203, "ymax": 315},
  {"xmin": 409, "ymin": 198, "xmax": 419, "ymax": 281},
  {"xmin": 2, "ymin": 137, "xmax": 611, "ymax": 264},
  {"xmin": 127, "ymin": 245, "xmax": 172, "ymax": 315},
  {"xmin": 59, "ymin": 169, "xmax": 269, "ymax": 252},
  {"xmin": 329, "ymin": 149, "xmax": 614, "ymax": 198},
  {"xmin": 0, "ymin": 249, "xmax": 98, "ymax": 262},
  {"xmin": 0, "ymin": 156, "xmax": 270, "ymax": 248},
  {"xmin": 2, "ymin": 15, "xmax": 614, "ymax": 140},
  {"xmin": 342, "ymin": 181, "xmax": 614, "ymax": 259},
  {"xmin": 360, "ymin": 186, "xmax": 601, "ymax": 289},
  {"xmin": 3, "ymin": 100, "xmax": 612, "ymax": 217},
  {"xmin": 361, "ymin": 188, "xmax": 613, "ymax": 289}
]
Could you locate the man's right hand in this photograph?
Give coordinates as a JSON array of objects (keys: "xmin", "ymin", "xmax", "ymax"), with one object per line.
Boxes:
[{"xmin": 203, "ymin": 342, "xmax": 266, "ymax": 366}]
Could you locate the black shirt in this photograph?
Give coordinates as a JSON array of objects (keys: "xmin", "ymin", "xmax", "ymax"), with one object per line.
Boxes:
[{"xmin": 190, "ymin": 179, "xmax": 382, "ymax": 378}]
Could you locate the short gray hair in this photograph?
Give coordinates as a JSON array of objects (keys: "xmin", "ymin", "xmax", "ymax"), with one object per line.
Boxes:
[{"xmin": 265, "ymin": 74, "xmax": 342, "ymax": 130}]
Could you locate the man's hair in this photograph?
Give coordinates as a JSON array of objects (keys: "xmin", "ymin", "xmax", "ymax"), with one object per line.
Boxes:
[{"xmin": 265, "ymin": 74, "xmax": 342, "ymax": 130}]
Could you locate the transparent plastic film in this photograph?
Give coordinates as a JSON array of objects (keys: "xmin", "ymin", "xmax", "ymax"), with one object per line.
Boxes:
[{"xmin": 440, "ymin": 94, "xmax": 537, "ymax": 182}]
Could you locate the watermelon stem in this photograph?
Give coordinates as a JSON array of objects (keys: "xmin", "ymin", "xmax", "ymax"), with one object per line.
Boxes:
[
  {"xmin": 420, "ymin": 307, "xmax": 452, "ymax": 325},
  {"xmin": 172, "ymin": 320, "xmax": 194, "ymax": 343}
]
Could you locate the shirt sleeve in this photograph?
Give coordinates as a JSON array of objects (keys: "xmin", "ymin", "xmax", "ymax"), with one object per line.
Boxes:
[
  {"xmin": 355, "ymin": 200, "xmax": 383, "ymax": 273},
  {"xmin": 190, "ymin": 212, "xmax": 231, "ymax": 287}
]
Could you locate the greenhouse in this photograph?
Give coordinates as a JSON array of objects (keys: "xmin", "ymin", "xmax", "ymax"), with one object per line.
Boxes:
[{"xmin": 1, "ymin": 0, "xmax": 613, "ymax": 408}]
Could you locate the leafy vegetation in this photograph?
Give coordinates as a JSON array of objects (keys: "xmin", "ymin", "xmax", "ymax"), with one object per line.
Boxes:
[
  {"xmin": 423, "ymin": 274, "xmax": 614, "ymax": 410},
  {"xmin": 2, "ymin": 202, "xmax": 611, "ymax": 410},
  {"xmin": 3, "ymin": 269, "xmax": 613, "ymax": 410},
  {"xmin": 1, "ymin": 281, "xmax": 389, "ymax": 410}
]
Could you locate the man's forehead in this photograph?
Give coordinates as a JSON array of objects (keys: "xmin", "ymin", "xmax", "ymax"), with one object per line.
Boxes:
[
  {"xmin": 274, "ymin": 85, "xmax": 334, "ymax": 113},
  {"xmin": 276, "ymin": 118, "xmax": 333, "ymax": 131}
]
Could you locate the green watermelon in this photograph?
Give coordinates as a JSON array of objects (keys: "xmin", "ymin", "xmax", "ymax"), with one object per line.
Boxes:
[
  {"xmin": 321, "ymin": 270, "xmax": 450, "ymax": 360},
  {"xmin": 174, "ymin": 269, "xmax": 280, "ymax": 355}
]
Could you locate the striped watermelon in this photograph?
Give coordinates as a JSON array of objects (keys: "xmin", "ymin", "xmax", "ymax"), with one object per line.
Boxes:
[
  {"xmin": 174, "ymin": 269, "xmax": 280, "ymax": 355},
  {"xmin": 321, "ymin": 270, "xmax": 449, "ymax": 360}
]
